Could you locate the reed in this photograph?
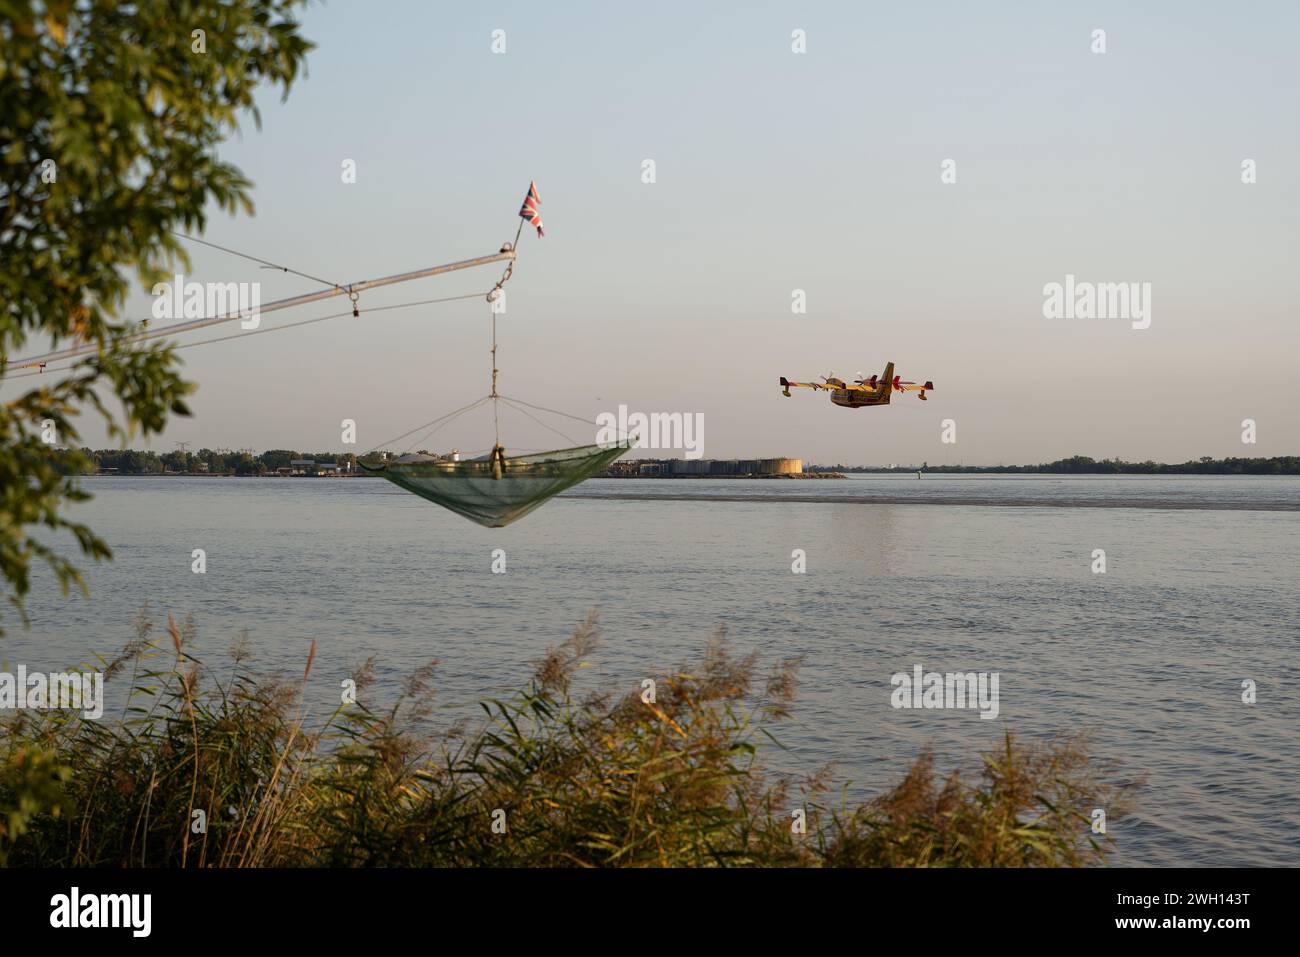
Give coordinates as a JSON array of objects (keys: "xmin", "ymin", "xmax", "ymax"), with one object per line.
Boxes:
[{"xmin": 0, "ymin": 608, "xmax": 1134, "ymax": 867}]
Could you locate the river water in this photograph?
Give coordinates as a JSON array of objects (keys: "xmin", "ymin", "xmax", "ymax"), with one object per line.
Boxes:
[{"xmin": 6, "ymin": 474, "xmax": 1298, "ymax": 866}]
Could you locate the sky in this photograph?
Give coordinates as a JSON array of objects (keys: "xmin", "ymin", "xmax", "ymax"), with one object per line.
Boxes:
[{"xmin": 14, "ymin": 0, "xmax": 1300, "ymax": 465}]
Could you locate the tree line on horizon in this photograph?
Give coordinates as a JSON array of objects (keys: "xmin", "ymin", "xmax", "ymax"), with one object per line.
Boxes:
[
  {"xmin": 58, "ymin": 451, "xmax": 1300, "ymax": 476},
  {"xmin": 809, "ymin": 455, "xmax": 1300, "ymax": 475},
  {"xmin": 69, "ymin": 448, "xmax": 362, "ymax": 476}
]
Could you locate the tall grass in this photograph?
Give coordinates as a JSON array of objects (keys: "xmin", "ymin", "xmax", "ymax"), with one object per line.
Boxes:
[{"xmin": 1, "ymin": 608, "xmax": 1135, "ymax": 867}]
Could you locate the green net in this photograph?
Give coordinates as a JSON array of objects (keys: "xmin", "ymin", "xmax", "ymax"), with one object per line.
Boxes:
[{"xmin": 358, "ymin": 442, "xmax": 631, "ymax": 528}]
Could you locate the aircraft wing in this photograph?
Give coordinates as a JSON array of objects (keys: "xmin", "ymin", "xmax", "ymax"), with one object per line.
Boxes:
[{"xmin": 779, "ymin": 377, "xmax": 828, "ymax": 394}]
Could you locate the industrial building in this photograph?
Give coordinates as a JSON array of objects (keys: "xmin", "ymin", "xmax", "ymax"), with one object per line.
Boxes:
[{"xmin": 603, "ymin": 458, "xmax": 803, "ymax": 478}]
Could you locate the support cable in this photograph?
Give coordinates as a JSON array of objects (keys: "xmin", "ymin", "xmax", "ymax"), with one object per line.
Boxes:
[
  {"xmin": 369, "ymin": 395, "xmax": 493, "ymax": 454},
  {"xmin": 2, "ymin": 292, "xmax": 489, "ymax": 382},
  {"xmin": 500, "ymin": 397, "xmax": 582, "ymax": 447},
  {"xmin": 169, "ymin": 231, "xmax": 344, "ymax": 291}
]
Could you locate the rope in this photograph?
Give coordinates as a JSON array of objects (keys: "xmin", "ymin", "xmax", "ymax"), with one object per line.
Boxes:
[
  {"xmin": 484, "ymin": 227, "xmax": 521, "ymax": 447},
  {"xmin": 170, "ymin": 231, "xmax": 343, "ymax": 291},
  {"xmin": 490, "ymin": 299, "xmax": 500, "ymax": 445},
  {"xmin": 500, "ymin": 397, "xmax": 582, "ymax": 447},
  {"xmin": 401, "ymin": 395, "xmax": 492, "ymax": 454},
  {"xmin": 498, "ymin": 394, "xmax": 599, "ymax": 428},
  {"xmin": 174, "ymin": 292, "xmax": 486, "ymax": 350},
  {"xmin": 499, "ymin": 393, "xmax": 636, "ymax": 444},
  {"xmin": 368, "ymin": 395, "xmax": 492, "ymax": 453},
  {"xmin": 1, "ymin": 292, "xmax": 489, "ymax": 382}
]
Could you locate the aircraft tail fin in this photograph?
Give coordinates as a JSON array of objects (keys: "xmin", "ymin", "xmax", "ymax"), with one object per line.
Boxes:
[{"xmin": 878, "ymin": 361, "xmax": 895, "ymax": 398}]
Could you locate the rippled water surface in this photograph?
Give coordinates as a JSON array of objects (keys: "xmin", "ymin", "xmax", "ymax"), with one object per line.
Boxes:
[{"xmin": 8, "ymin": 475, "xmax": 1299, "ymax": 866}]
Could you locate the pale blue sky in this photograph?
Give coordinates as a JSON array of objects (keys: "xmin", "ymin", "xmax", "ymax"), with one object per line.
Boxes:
[{"xmin": 26, "ymin": 0, "xmax": 1300, "ymax": 463}]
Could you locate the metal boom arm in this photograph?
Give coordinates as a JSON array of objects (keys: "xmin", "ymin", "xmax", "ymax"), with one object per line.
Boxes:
[{"xmin": 5, "ymin": 248, "xmax": 516, "ymax": 371}]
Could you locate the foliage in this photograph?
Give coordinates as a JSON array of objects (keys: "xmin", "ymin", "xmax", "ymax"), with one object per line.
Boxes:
[
  {"xmin": 67, "ymin": 447, "xmax": 358, "ymax": 475},
  {"xmin": 0, "ymin": 744, "xmax": 71, "ymax": 865},
  {"xmin": 0, "ymin": 610, "xmax": 1135, "ymax": 867},
  {"xmin": 0, "ymin": 0, "xmax": 314, "ymax": 634}
]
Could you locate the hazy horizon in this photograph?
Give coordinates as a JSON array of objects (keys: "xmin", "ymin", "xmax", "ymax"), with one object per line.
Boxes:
[
  {"xmin": 67, "ymin": 446, "xmax": 1300, "ymax": 470},
  {"xmin": 6, "ymin": 0, "xmax": 1298, "ymax": 464}
]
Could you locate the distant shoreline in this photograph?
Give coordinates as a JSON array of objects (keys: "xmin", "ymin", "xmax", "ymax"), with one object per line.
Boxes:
[
  {"xmin": 567, "ymin": 489, "xmax": 1300, "ymax": 511},
  {"xmin": 78, "ymin": 471, "xmax": 1300, "ymax": 481},
  {"xmin": 70, "ymin": 451, "xmax": 1299, "ymax": 478},
  {"xmin": 80, "ymin": 471, "xmax": 851, "ymax": 480},
  {"xmin": 809, "ymin": 455, "xmax": 1299, "ymax": 476},
  {"xmin": 599, "ymin": 472, "xmax": 845, "ymax": 480}
]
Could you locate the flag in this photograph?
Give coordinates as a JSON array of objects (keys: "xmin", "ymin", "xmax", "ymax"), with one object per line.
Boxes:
[{"xmin": 518, "ymin": 181, "xmax": 544, "ymax": 237}]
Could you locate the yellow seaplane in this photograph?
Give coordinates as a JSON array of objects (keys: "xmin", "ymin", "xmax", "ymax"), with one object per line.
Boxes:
[{"xmin": 779, "ymin": 361, "xmax": 933, "ymax": 408}]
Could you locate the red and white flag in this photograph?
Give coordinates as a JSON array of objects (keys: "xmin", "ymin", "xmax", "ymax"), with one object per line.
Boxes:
[{"xmin": 518, "ymin": 180, "xmax": 544, "ymax": 237}]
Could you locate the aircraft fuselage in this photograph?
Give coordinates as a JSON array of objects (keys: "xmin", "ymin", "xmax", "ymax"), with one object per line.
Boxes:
[{"xmin": 830, "ymin": 389, "xmax": 889, "ymax": 408}]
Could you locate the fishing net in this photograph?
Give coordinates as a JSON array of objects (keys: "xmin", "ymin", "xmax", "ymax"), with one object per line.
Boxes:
[
  {"xmin": 358, "ymin": 442, "xmax": 630, "ymax": 528},
  {"xmin": 357, "ymin": 222, "xmax": 634, "ymax": 528}
]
